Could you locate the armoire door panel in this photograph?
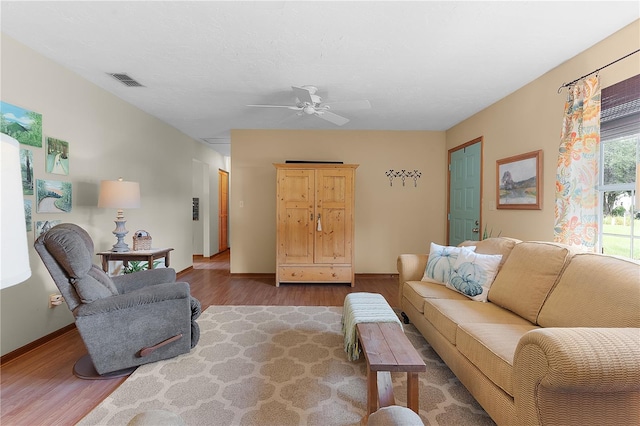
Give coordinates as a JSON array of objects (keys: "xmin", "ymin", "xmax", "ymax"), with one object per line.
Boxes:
[
  {"xmin": 276, "ymin": 169, "xmax": 314, "ymax": 264},
  {"xmin": 315, "ymin": 169, "xmax": 353, "ymax": 264}
]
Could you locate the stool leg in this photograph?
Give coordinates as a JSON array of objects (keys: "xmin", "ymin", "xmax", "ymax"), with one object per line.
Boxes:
[{"xmin": 407, "ymin": 372, "xmax": 420, "ymax": 414}]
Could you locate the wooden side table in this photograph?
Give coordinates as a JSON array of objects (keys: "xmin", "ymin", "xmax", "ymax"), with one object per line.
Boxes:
[{"xmin": 97, "ymin": 248, "xmax": 174, "ymax": 273}]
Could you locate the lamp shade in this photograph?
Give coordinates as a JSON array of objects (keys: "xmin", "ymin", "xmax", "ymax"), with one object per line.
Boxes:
[
  {"xmin": 98, "ymin": 179, "xmax": 141, "ymax": 209},
  {"xmin": 1, "ymin": 133, "xmax": 32, "ymax": 288}
]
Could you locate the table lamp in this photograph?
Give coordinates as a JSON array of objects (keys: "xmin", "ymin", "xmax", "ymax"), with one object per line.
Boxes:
[
  {"xmin": 98, "ymin": 177, "xmax": 140, "ymax": 252},
  {"xmin": 1, "ymin": 133, "xmax": 32, "ymax": 288}
]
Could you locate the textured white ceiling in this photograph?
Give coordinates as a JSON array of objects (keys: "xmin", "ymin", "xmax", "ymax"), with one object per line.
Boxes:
[{"xmin": 1, "ymin": 1, "xmax": 638, "ymax": 157}]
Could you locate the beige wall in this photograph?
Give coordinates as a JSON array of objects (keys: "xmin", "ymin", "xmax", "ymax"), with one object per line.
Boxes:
[
  {"xmin": 0, "ymin": 35, "xmax": 227, "ymax": 356},
  {"xmin": 446, "ymin": 20, "xmax": 640, "ymax": 241},
  {"xmin": 230, "ymin": 129, "xmax": 447, "ymax": 274}
]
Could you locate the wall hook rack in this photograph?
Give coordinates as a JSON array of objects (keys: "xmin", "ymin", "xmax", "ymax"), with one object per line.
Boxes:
[{"xmin": 386, "ymin": 169, "xmax": 421, "ymax": 187}]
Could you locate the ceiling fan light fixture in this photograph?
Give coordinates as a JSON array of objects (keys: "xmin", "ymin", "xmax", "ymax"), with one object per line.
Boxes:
[{"xmin": 303, "ymin": 105, "xmax": 316, "ymax": 115}]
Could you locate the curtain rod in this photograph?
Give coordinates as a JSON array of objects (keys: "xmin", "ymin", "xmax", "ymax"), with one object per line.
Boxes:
[{"xmin": 557, "ymin": 49, "xmax": 640, "ymax": 94}]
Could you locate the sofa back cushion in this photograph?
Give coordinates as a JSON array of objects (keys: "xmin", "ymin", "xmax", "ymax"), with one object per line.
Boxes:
[
  {"xmin": 488, "ymin": 241, "xmax": 573, "ymax": 324},
  {"xmin": 538, "ymin": 253, "xmax": 640, "ymax": 327},
  {"xmin": 459, "ymin": 237, "xmax": 520, "ymax": 270}
]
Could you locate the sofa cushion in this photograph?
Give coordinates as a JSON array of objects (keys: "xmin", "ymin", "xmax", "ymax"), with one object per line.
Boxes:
[
  {"xmin": 446, "ymin": 250, "xmax": 502, "ymax": 302},
  {"xmin": 488, "ymin": 241, "xmax": 573, "ymax": 324},
  {"xmin": 403, "ymin": 280, "xmax": 468, "ymax": 313},
  {"xmin": 459, "ymin": 237, "xmax": 520, "ymax": 270},
  {"xmin": 538, "ymin": 253, "xmax": 640, "ymax": 328},
  {"xmin": 457, "ymin": 323, "xmax": 539, "ymax": 397},
  {"xmin": 423, "ymin": 299, "xmax": 532, "ymax": 345},
  {"xmin": 422, "ymin": 243, "xmax": 475, "ymax": 284}
]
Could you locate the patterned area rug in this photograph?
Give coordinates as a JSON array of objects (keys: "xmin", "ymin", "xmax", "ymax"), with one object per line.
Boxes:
[{"xmin": 78, "ymin": 306, "xmax": 494, "ymax": 425}]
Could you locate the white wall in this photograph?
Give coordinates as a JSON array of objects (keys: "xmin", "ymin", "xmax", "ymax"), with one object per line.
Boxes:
[{"xmin": 0, "ymin": 34, "xmax": 227, "ymax": 356}]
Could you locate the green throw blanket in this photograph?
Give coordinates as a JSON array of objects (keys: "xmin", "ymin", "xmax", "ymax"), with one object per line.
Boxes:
[{"xmin": 341, "ymin": 292, "xmax": 402, "ymax": 361}]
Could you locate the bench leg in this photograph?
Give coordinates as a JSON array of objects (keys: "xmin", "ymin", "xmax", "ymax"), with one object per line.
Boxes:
[
  {"xmin": 406, "ymin": 372, "xmax": 420, "ymax": 414},
  {"xmin": 377, "ymin": 371, "xmax": 395, "ymax": 408},
  {"xmin": 367, "ymin": 367, "xmax": 378, "ymax": 416}
]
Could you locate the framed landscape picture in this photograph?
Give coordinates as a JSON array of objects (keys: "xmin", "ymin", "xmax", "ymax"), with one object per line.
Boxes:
[
  {"xmin": 20, "ymin": 148, "xmax": 34, "ymax": 195},
  {"xmin": 36, "ymin": 220, "xmax": 62, "ymax": 239},
  {"xmin": 0, "ymin": 101, "xmax": 43, "ymax": 147},
  {"xmin": 496, "ymin": 150, "xmax": 543, "ymax": 210},
  {"xmin": 36, "ymin": 179, "xmax": 72, "ymax": 213},
  {"xmin": 46, "ymin": 137, "xmax": 70, "ymax": 175},
  {"xmin": 24, "ymin": 199, "xmax": 32, "ymax": 232}
]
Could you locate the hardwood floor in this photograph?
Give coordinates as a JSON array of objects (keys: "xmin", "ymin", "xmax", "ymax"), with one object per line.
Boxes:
[{"xmin": 0, "ymin": 251, "xmax": 399, "ymax": 425}]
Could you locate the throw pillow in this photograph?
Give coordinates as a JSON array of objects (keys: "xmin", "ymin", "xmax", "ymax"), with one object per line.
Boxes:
[
  {"xmin": 446, "ymin": 250, "xmax": 502, "ymax": 302},
  {"xmin": 422, "ymin": 243, "xmax": 476, "ymax": 285}
]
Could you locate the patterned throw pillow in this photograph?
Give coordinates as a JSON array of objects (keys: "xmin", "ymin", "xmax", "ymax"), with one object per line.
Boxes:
[
  {"xmin": 446, "ymin": 250, "xmax": 502, "ymax": 302},
  {"xmin": 422, "ymin": 243, "xmax": 476, "ymax": 285}
]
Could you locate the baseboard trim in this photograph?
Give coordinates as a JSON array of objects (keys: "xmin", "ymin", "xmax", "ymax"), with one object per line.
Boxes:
[
  {"xmin": 1, "ymin": 323, "xmax": 76, "ymax": 365},
  {"xmin": 229, "ymin": 273, "xmax": 399, "ymax": 279},
  {"xmin": 356, "ymin": 273, "xmax": 399, "ymax": 279}
]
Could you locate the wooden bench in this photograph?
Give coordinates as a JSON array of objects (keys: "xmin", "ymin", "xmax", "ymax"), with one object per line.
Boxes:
[{"xmin": 356, "ymin": 322, "xmax": 426, "ymax": 421}]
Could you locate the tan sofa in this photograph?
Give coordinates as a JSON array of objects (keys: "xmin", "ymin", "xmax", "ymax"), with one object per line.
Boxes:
[{"xmin": 397, "ymin": 238, "xmax": 640, "ymax": 426}]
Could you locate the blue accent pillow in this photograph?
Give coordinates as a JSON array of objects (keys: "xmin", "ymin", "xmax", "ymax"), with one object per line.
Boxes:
[
  {"xmin": 446, "ymin": 250, "xmax": 502, "ymax": 302},
  {"xmin": 422, "ymin": 243, "xmax": 476, "ymax": 285}
]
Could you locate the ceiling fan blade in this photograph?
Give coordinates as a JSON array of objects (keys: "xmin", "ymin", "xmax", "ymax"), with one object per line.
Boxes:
[
  {"xmin": 247, "ymin": 104, "xmax": 301, "ymax": 110},
  {"xmin": 323, "ymin": 99, "xmax": 371, "ymax": 110},
  {"xmin": 315, "ymin": 111, "xmax": 350, "ymax": 126},
  {"xmin": 292, "ymin": 86, "xmax": 314, "ymax": 104}
]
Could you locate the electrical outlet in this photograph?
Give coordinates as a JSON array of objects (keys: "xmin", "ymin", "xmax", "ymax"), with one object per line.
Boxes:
[{"xmin": 49, "ymin": 294, "xmax": 64, "ymax": 308}]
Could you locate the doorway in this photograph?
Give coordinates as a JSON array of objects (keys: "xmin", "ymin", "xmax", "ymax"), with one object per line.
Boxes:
[
  {"xmin": 218, "ymin": 169, "xmax": 229, "ymax": 252},
  {"xmin": 448, "ymin": 137, "xmax": 483, "ymax": 245}
]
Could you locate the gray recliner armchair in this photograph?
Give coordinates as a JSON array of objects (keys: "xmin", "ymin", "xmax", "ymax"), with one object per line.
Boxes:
[{"xmin": 34, "ymin": 223, "xmax": 201, "ymax": 378}]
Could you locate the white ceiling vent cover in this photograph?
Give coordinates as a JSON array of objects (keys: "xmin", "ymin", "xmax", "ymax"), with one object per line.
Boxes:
[{"xmin": 108, "ymin": 73, "xmax": 144, "ymax": 87}]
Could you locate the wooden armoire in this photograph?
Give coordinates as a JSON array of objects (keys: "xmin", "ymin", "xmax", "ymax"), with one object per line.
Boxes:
[{"xmin": 275, "ymin": 163, "xmax": 358, "ymax": 287}]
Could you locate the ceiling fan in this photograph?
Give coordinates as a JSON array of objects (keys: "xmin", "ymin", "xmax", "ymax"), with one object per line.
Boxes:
[{"xmin": 247, "ymin": 85, "xmax": 371, "ymax": 126}]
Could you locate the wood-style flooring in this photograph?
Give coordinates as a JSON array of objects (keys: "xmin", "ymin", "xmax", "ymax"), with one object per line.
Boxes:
[{"xmin": 0, "ymin": 251, "xmax": 399, "ymax": 425}]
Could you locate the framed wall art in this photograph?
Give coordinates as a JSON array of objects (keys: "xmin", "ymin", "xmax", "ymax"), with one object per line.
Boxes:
[
  {"xmin": 20, "ymin": 148, "xmax": 34, "ymax": 195},
  {"xmin": 36, "ymin": 220, "xmax": 62, "ymax": 239},
  {"xmin": 46, "ymin": 137, "xmax": 69, "ymax": 175},
  {"xmin": 0, "ymin": 101, "xmax": 43, "ymax": 147},
  {"xmin": 496, "ymin": 150, "xmax": 543, "ymax": 210},
  {"xmin": 36, "ymin": 179, "xmax": 72, "ymax": 213}
]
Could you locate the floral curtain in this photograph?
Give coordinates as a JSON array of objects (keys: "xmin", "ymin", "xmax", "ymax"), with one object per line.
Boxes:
[{"xmin": 554, "ymin": 76, "xmax": 601, "ymax": 249}]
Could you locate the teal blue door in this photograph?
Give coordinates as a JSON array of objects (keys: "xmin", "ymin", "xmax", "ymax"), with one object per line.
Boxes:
[{"xmin": 448, "ymin": 141, "xmax": 482, "ymax": 245}]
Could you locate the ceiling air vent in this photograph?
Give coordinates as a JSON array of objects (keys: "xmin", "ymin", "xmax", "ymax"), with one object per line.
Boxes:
[{"xmin": 108, "ymin": 73, "xmax": 144, "ymax": 87}]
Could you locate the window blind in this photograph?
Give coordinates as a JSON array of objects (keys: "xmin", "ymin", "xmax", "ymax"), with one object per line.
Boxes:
[{"xmin": 601, "ymin": 74, "xmax": 640, "ymax": 140}]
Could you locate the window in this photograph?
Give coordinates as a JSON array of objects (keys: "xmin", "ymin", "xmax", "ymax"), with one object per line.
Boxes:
[{"xmin": 598, "ymin": 74, "xmax": 640, "ymax": 259}]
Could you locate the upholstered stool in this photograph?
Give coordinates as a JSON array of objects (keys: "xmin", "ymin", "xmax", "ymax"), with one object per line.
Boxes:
[
  {"xmin": 128, "ymin": 410, "xmax": 185, "ymax": 426},
  {"xmin": 366, "ymin": 406, "xmax": 424, "ymax": 426}
]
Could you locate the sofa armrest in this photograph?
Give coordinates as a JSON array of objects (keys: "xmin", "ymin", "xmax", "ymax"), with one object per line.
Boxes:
[
  {"xmin": 397, "ymin": 254, "xmax": 428, "ymax": 305},
  {"xmin": 74, "ymin": 281, "xmax": 190, "ymax": 316},
  {"xmin": 514, "ymin": 328, "xmax": 640, "ymax": 425},
  {"xmin": 111, "ymin": 267, "xmax": 177, "ymax": 293}
]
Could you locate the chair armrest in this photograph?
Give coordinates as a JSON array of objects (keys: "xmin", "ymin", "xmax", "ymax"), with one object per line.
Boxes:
[
  {"xmin": 514, "ymin": 328, "xmax": 640, "ymax": 424},
  {"xmin": 111, "ymin": 268, "xmax": 177, "ymax": 293},
  {"xmin": 397, "ymin": 254, "xmax": 428, "ymax": 304},
  {"xmin": 74, "ymin": 281, "xmax": 190, "ymax": 317}
]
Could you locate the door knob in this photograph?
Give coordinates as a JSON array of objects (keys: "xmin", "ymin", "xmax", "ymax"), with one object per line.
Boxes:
[{"xmin": 472, "ymin": 228, "xmax": 479, "ymax": 233}]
